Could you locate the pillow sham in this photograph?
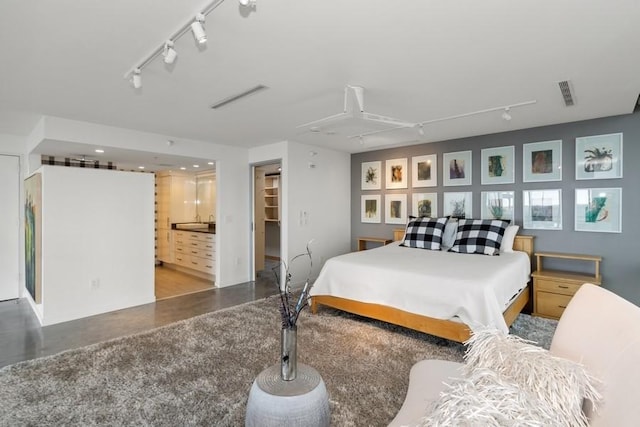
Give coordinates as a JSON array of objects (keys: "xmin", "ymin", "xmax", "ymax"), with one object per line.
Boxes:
[
  {"xmin": 500, "ymin": 224, "xmax": 519, "ymax": 253},
  {"xmin": 449, "ymin": 219, "xmax": 509, "ymax": 256},
  {"xmin": 440, "ymin": 218, "xmax": 458, "ymax": 250},
  {"xmin": 401, "ymin": 216, "xmax": 447, "ymax": 250}
]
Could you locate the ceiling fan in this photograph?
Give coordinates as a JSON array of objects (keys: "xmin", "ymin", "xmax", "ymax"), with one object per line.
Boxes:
[{"xmin": 296, "ymin": 85, "xmax": 418, "ymax": 135}]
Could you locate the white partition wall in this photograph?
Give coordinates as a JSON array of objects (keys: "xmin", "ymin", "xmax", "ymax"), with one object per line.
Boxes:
[{"xmin": 0, "ymin": 155, "xmax": 20, "ymax": 301}]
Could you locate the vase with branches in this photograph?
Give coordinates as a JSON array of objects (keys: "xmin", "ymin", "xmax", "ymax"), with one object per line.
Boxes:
[{"xmin": 272, "ymin": 240, "xmax": 314, "ymax": 381}]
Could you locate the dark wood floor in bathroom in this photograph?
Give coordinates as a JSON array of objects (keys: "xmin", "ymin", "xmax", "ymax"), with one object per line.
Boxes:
[{"xmin": 0, "ymin": 269, "xmax": 279, "ymax": 369}]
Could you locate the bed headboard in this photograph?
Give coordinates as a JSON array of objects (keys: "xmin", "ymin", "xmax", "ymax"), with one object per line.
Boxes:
[{"xmin": 513, "ymin": 235, "xmax": 534, "ymax": 258}]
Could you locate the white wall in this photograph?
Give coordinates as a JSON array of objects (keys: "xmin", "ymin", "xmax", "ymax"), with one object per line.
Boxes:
[
  {"xmin": 249, "ymin": 140, "xmax": 351, "ymax": 286},
  {"xmin": 37, "ymin": 166, "xmax": 155, "ymax": 325},
  {"xmin": 32, "ymin": 116, "xmax": 251, "ymax": 287},
  {"xmin": 1, "ymin": 133, "xmax": 27, "ymax": 299}
]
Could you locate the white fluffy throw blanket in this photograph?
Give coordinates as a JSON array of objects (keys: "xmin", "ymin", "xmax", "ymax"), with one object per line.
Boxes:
[{"xmin": 420, "ymin": 329, "xmax": 601, "ymax": 427}]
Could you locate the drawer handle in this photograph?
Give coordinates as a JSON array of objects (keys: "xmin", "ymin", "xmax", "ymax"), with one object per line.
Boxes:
[
  {"xmin": 191, "ymin": 251, "xmax": 198, "ymax": 254},
  {"xmin": 206, "ymin": 265, "xmax": 213, "ymax": 268},
  {"xmin": 191, "ymin": 243, "xmax": 198, "ymax": 246},
  {"xmin": 558, "ymin": 305, "xmax": 567, "ymax": 309},
  {"xmin": 191, "ymin": 261, "xmax": 198, "ymax": 265},
  {"xmin": 558, "ymin": 285, "xmax": 569, "ymax": 289}
]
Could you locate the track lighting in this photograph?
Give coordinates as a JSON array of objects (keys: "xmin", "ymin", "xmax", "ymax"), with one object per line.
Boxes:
[
  {"xmin": 417, "ymin": 124, "xmax": 425, "ymax": 136},
  {"xmin": 501, "ymin": 107, "xmax": 512, "ymax": 121},
  {"xmin": 123, "ymin": 0, "xmax": 224, "ymax": 87},
  {"xmin": 191, "ymin": 13, "xmax": 207, "ymax": 44},
  {"xmin": 132, "ymin": 69, "xmax": 142, "ymax": 89},
  {"xmin": 239, "ymin": 0, "xmax": 257, "ymax": 7},
  {"xmin": 163, "ymin": 41, "xmax": 177, "ymax": 64}
]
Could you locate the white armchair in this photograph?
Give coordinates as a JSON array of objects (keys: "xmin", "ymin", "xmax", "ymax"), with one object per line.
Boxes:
[{"xmin": 389, "ymin": 284, "xmax": 640, "ymax": 426}]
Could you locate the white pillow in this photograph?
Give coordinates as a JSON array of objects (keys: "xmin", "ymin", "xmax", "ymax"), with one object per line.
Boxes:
[
  {"xmin": 500, "ymin": 224, "xmax": 519, "ymax": 253},
  {"xmin": 441, "ymin": 218, "xmax": 458, "ymax": 250}
]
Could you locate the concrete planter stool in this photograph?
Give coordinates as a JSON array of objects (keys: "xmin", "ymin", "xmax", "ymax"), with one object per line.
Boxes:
[{"xmin": 245, "ymin": 364, "xmax": 330, "ymax": 427}]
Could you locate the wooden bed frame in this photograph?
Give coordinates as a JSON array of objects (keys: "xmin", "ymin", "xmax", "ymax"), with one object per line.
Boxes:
[{"xmin": 310, "ymin": 235, "xmax": 534, "ymax": 343}]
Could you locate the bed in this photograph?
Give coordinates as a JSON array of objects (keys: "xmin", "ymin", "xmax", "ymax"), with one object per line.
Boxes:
[{"xmin": 310, "ymin": 225, "xmax": 534, "ymax": 343}]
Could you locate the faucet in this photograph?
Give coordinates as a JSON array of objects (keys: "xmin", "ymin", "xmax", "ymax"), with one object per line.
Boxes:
[
  {"xmin": 209, "ymin": 214, "xmax": 214, "ymax": 222},
  {"xmin": 195, "ymin": 214, "xmax": 201, "ymax": 223}
]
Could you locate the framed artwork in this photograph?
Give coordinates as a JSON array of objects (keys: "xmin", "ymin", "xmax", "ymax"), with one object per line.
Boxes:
[
  {"xmin": 361, "ymin": 161, "xmax": 382, "ymax": 190},
  {"xmin": 443, "ymin": 192, "xmax": 473, "ymax": 219},
  {"xmin": 385, "ymin": 158, "xmax": 408, "ymax": 189},
  {"xmin": 523, "ymin": 189, "xmax": 562, "ymax": 230},
  {"xmin": 25, "ymin": 173, "xmax": 42, "ymax": 304},
  {"xmin": 385, "ymin": 194, "xmax": 407, "ymax": 224},
  {"xmin": 412, "ymin": 192, "xmax": 438, "ymax": 217},
  {"xmin": 443, "ymin": 151, "xmax": 472, "ymax": 186},
  {"xmin": 575, "ymin": 188, "xmax": 622, "ymax": 233},
  {"xmin": 481, "ymin": 191, "xmax": 515, "ymax": 221},
  {"xmin": 523, "ymin": 140, "xmax": 562, "ymax": 182},
  {"xmin": 575, "ymin": 133, "xmax": 623, "ymax": 180},
  {"xmin": 481, "ymin": 146, "xmax": 515, "ymax": 185},
  {"xmin": 411, "ymin": 154, "xmax": 437, "ymax": 187},
  {"xmin": 361, "ymin": 195, "xmax": 381, "ymax": 223}
]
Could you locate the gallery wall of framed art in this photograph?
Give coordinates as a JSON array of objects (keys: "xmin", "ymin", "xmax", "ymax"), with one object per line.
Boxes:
[{"xmin": 351, "ymin": 112, "xmax": 638, "ymax": 298}]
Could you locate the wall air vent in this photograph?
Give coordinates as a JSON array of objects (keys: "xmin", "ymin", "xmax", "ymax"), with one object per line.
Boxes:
[
  {"xmin": 558, "ymin": 80, "xmax": 575, "ymax": 106},
  {"xmin": 209, "ymin": 85, "xmax": 269, "ymax": 109}
]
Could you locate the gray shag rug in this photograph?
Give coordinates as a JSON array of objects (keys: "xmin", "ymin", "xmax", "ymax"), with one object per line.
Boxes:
[{"xmin": 0, "ymin": 297, "xmax": 556, "ymax": 426}]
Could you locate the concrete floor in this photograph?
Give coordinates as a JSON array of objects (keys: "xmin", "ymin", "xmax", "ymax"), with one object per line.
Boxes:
[{"xmin": 0, "ymin": 276, "xmax": 279, "ymax": 369}]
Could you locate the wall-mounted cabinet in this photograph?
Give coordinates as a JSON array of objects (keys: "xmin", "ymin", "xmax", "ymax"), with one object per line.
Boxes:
[
  {"xmin": 196, "ymin": 172, "xmax": 216, "ymax": 222},
  {"xmin": 264, "ymin": 174, "xmax": 280, "ymax": 223}
]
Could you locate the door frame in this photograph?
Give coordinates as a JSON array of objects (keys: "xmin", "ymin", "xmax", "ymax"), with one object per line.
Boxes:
[{"xmin": 250, "ymin": 160, "xmax": 283, "ymax": 281}]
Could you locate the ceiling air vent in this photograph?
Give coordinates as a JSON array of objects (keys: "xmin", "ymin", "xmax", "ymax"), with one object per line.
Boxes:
[
  {"xmin": 209, "ymin": 85, "xmax": 269, "ymax": 109},
  {"xmin": 558, "ymin": 80, "xmax": 575, "ymax": 106}
]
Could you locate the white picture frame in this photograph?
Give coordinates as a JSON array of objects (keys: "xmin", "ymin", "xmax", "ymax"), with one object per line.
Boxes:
[
  {"xmin": 411, "ymin": 192, "xmax": 438, "ymax": 218},
  {"xmin": 481, "ymin": 146, "xmax": 515, "ymax": 185},
  {"xmin": 523, "ymin": 189, "xmax": 562, "ymax": 230},
  {"xmin": 523, "ymin": 140, "xmax": 562, "ymax": 182},
  {"xmin": 443, "ymin": 192, "xmax": 473, "ymax": 219},
  {"xmin": 575, "ymin": 188, "xmax": 622, "ymax": 233},
  {"xmin": 385, "ymin": 158, "xmax": 408, "ymax": 189},
  {"xmin": 481, "ymin": 191, "xmax": 515, "ymax": 221},
  {"xmin": 443, "ymin": 151, "xmax": 472, "ymax": 186},
  {"xmin": 361, "ymin": 195, "xmax": 381, "ymax": 223},
  {"xmin": 385, "ymin": 193, "xmax": 407, "ymax": 224},
  {"xmin": 411, "ymin": 154, "xmax": 437, "ymax": 187},
  {"xmin": 361, "ymin": 161, "xmax": 382, "ymax": 190},
  {"xmin": 575, "ymin": 133, "xmax": 623, "ymax": 180}
]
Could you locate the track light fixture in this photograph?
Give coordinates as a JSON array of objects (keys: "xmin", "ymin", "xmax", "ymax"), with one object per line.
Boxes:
[
  {"xmin": 191, "ymin": 13, "xmax": 207, "ymax": 44},
  {"xmin": 417, "ymin": 124, "xmax": 425, "ymax": 136},
  {"xmin": 123, "ymin": 0, "xmax": 224, "ymax": 87},
  {"xmin": 501, "ymin": 107, "xmax": 512, "ymax": 121},
  {"xmin": 162, "ymin": 41, "xmax": 177, "ymax": 64},
  {"xmin": 239, "ymin": 0, "xmax": 257, "ymax": 7},
  {"xmin": 132, "ymin": 69, "xmax": 142, "ymax": 89}
]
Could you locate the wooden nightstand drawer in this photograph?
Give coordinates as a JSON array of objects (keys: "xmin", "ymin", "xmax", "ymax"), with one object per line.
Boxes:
[
  {"xmin": 535, "ymin": 278, "xmax": 581, "ymax": 296},
  {"xmin": 536, "ymin": 291, "xmax": 573, "ymax": 319}
]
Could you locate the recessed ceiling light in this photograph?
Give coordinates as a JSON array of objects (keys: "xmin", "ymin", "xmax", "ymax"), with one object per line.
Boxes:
[
  {"xmin": 138, "ymin": 166, "xmax": 145, "ymax": 169},
  {"xmin": 180, "ymin": 167, "xmax": 186, "ymax": 170},
  {"xmin": 193, "ymin": 165, "xmax": 200, "ymax": 168},
  {"xmin": 94, "ymin": 149, "xmax": 104, "ymax": 153},
  {"xmin": 207, "ymin": 162, "xmax": 214, "ymax": 165}
]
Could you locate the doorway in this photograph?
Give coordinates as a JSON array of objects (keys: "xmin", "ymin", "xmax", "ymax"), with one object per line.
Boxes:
[{"xmin": 253, "ymin": 163, "xmax": 281, "ymax": 283}]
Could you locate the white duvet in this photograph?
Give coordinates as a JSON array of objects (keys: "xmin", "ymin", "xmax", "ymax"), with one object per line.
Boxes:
[{"xmin": 310, "ymin": 242, "xmax": 531, "ymax": 333}]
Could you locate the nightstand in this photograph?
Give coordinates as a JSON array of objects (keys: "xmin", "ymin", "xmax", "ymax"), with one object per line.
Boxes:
[
  {"xmin": 532, "ymin": 252, "xmax": 602, "ymax": 320},
  {"xmin": 357, "ymin": 237, "xmax": 392, "ymax": 251}
]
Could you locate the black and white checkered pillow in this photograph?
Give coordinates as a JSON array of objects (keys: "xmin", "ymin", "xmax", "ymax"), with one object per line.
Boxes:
[
  {"xmin": 449, "ymin": 219, "xmax": 509, "ymax": 256},
  {"xmin": 401, "ymin": 217, "xmax": 448, "ymax": 250}
]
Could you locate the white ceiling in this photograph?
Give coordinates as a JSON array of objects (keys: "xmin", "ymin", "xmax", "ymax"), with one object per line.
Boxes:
[{"xmin": 1, "ymin": 0, "xmax": 639, "ymax": 166}]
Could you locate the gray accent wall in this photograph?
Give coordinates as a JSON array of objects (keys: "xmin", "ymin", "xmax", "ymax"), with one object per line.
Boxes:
[{"xmin": 351, "ymin": 112, "xmax": 640, "ymax": 305}]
